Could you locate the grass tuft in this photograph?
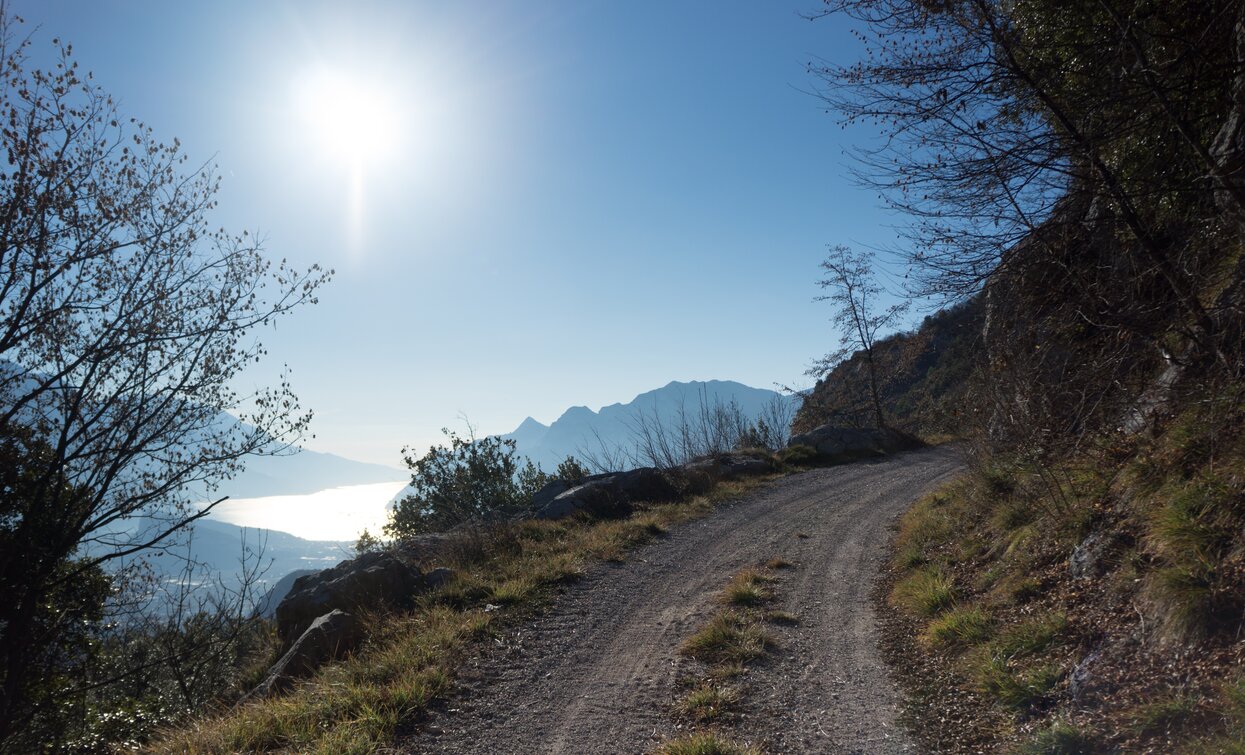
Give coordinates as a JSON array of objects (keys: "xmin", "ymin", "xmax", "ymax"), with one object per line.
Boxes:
[
  {"xmin": 677, "ymin": 683, "xmax": 739, "ymax": 722},
  {"xmin": 891, "ymin": 567, "xmax": 957, "ymax": 617},
  {"xmin": 1130, "ymin": 694, "xmax": 1199, "ymax": 737},
  {"xmin": 991, "ymin": 613, "xmax": 1067, "ymax": 659},
  {"xmin": 720, "ymin": 569, "xmax": 774, "ymax": 607},
  {"xmin": 922, "ymin": 606, "xmax": 993, "ymax": 649},
  {"xmin": 971, "ymin": 656, "xmax": 1061, "ymax": 712},
  {"xmin": 656, "ymin": 731, "xmax": 762, "ymax": 755},
  {"xmin": 681, "ymin": 610, "xmax": 774, "ymax": 666},
  {"xmin": 1012, "ymin": 720, "xmax": 1097, "ymax": 754}
]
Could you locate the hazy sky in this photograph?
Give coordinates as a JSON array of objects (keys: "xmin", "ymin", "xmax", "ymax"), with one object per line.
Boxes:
[{"xmin": 13, "ymin": 1, "xmax": 912, "ymax": 467}]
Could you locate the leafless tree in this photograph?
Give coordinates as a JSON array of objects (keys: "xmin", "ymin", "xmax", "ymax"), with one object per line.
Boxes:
[{"xmin": 809, "ymin": 246, "xmax": 908, "ymax": 429}]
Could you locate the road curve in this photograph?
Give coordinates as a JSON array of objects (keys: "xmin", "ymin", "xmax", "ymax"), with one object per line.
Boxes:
[{"xmin": 402, "ymin": 445, "xmax": 963, "ymax": 754}]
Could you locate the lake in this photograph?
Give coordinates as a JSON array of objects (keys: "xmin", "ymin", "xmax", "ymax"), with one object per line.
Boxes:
[{"xmin": 207, "ymin": 480, "xmax": 409, "ymax": 542}]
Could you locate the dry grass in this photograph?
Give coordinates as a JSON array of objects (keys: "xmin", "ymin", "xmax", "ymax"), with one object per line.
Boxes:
[
  {"xmin": 719, "ymin": 569, "xmax": 774, "ymax": 608},
  {"xmin": 677, "ymin": 683, "xmax": 740, "ymax": 722},
  {"xmin": 655, "ymin": 731, "xmax": 762, "ymax": 755},
  {"xmin": 152, "ymin": 477, "xmax": 772, "ymax": 753},
  {"xmin": 681, "ymin": 609, "xmax": 773, "ymax": 666}
]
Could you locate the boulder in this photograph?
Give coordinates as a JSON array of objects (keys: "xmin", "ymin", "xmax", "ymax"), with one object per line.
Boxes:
[
  {"xmin": 533, "ymin": 467, "xmax": 678, "ymax": 520},
  {"xmin": 678, "ymin": 451, "xmax": 774, "ymax": 482},
  {"xmin": 786, "ymin": 425, "xmax": 921, "ymax": 459},
  {"xmin": 275, "ymin": 550, "xmax": 427, "ymax": 646},
  {"xmin": 248, "ymin": 610, "xmax": 363, "ymax": 699},
  {"xmin": 394, "ymin": 532, "xmax": 452, "ymax": 565},
  {"xmin": 530, "ymin": 478, "xmax": 575, "ymax": 510}
]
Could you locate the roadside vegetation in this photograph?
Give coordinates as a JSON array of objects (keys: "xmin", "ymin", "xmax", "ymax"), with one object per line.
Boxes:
[
  {"xmin": 154, "ymin": 476, "xmax": 777, "ymax": 753},
  {"xmin": 880, "ymin": 389, "xmax": 1245, "ymax": 751},
  {"xmin": 807, "ymin": 0, "xmax": 1245, "ymax": 751}
]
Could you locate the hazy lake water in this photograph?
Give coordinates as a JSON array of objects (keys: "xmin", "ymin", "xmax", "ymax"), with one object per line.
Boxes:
[{"xmin": 208, "ymin": 480, "xmax": 408, "ymax": 541}]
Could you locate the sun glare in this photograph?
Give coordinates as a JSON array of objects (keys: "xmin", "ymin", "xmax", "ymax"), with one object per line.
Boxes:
[{"xmin": 295, "ymin": 67, "xmax": 401, "ymax": 165}]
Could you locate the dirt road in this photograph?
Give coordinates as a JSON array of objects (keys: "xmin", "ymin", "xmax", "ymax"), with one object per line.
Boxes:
[{"xmin": 404, "ymin": 446, "xmax": 963, "ymax": 754}]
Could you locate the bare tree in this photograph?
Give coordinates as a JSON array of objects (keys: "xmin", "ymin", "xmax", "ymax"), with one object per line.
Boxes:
[
  {"xmin": 809, "ymin": 246, "xmax": 908, "ymax": 429},
  {"xmin": 0, "ymin": 19, "xmax": 329, "ymax": 746}
]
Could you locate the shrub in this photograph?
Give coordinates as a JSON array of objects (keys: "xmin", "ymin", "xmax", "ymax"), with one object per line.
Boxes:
[{"xmin": 387, "ymin": 429, "xmax": 587, "ymax": 537}]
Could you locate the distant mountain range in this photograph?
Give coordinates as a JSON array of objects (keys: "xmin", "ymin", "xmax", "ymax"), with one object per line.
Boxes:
[{"xmin": 500, "ymin": 379, "xmax": 798, "ymax": 471}]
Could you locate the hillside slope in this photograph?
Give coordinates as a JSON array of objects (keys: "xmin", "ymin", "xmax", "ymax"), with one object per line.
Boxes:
[{"xmin": 795, "ymin": 298, "xmax": 982, "ymax": 438}]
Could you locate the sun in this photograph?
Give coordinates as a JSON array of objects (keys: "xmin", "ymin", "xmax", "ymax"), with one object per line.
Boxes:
[{"xmin": 294, "ymin": 67, "xmax": 401, "ymax": 165}]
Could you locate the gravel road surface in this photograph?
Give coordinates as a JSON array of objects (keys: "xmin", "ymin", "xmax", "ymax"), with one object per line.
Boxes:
[{"xmin": 404, "ymin": 446, "xmax": 963, "ymax": 754}]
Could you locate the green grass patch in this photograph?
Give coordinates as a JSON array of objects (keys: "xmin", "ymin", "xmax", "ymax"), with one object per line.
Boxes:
[
  {"xmin": 676, "ymin": 683, "xmax": 739, "ymax": 722},
  {"xmin": 1130, "ymin": 694, "xmax": 1199, "ymax": 737},
  {"xmin": 1012, "ymin": 720, "xmax": 1097, "ymax": 754},
  {"xmin": 990, "ymin": 614, "xmax": 1067, "ymax": 659},
  {"xmin": 971, "ymin": 656, "xmax": 1061, "ymax": 713},
  {"xmin": 922, "ymin": 606, "xmax": 993, "ymax": 649},
  {"xmin": 681, "ymin": 609, "xmax": 774, "ymax": 666},
  {"xmin": 891, "ymin": 567, "xmax": 957, "ymax": 617},
  {"xmin": 656, "ymin": 731, "xmax": 762, "ymax": 755}
]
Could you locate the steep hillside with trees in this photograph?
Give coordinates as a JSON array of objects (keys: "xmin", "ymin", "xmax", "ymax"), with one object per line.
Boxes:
[
  {"xmin": 795, "ymin": 297, "xmax": 982, "ymax": 438},
  {"xmin": 810, "ymin": 0, "xmax": 1245, "ymax": 750}
]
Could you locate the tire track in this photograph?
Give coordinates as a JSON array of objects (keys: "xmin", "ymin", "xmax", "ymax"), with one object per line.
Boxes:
[{"xmin": 403, "ymin": 446, "xmax": 963, "ymax": 754}]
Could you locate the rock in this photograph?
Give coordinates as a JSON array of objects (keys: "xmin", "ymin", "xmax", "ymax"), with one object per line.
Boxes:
[
  {"xmin": 248, "ymin": 610, "xmax": 363, "ymax": 699},
  {"xmin": 688, "ymin": 451, "xmax": 774, "ymax": 479},
  {"xmin": 532, "ymin": 467, "xmax": 678, "ymax": 521},
  {"xmin": 275, "ymin": 550, "xmax": 427, "ymax": 646},
  {"xmin": 787, "ymin": 425, "xmax": 922, "ymax": 459},
  {"xmin": 393, "ymin": 532, "xmax": 451, "ymax": 565},
  {"xmin": 424, "ymin": 566, "xmax": 455, "ymax": 591},
  {"xmin": 255, "ymin": 569, "xmax": 318, "ymax": 619},
  {"xmin": 1068, "ymin": 647, "xmax": 1102, "ymax": 701},
  {"xmin": 531, "ymin": 479, "xmax": 575, "ymax": 509},
  {"xmin": 1069, "ymin": 530, "xmax": 1118, "ymax": 579}
]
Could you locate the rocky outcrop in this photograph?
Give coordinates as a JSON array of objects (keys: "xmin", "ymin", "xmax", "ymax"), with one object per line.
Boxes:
[
  {"xmin": 530, "ymin": 451, "xmax": 777, "ymax": 521},
  {"xmin": 532, "ymin": 467, "xmax": 679, "ymax": 520},
  {"xmin": 787, "ymin": 425, "xmax": 922, "ymax": 460},
  {"xmin": 274, "ymin": 550, "xmax": 448, "ymax": 646},
  {"xmin": 248, "ymin": 610, "xmax": 363, "ymax": 699}
]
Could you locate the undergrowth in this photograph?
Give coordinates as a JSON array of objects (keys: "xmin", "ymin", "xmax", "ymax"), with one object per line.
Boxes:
[{"xmin": 883, "ymin": 386, "xmax": 1245, "ymax": 752}]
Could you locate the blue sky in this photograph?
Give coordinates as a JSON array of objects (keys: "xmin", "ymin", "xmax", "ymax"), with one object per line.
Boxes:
[{"xmin": 14, "ymin": 1, "xmax": 912, "ymax": 466}]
